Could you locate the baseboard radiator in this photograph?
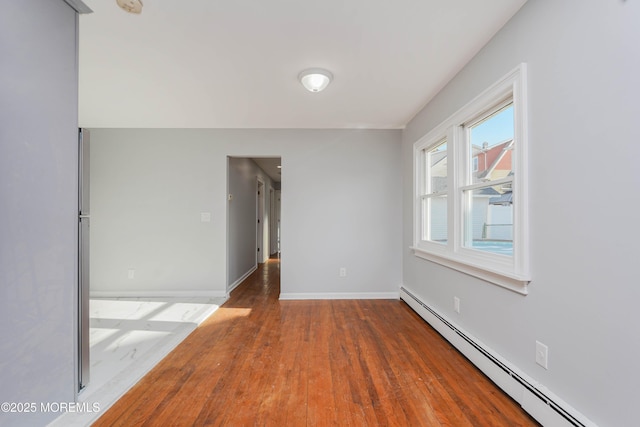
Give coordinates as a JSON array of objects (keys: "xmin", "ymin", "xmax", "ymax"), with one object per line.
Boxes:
[{"xmin": 400, "ymin": 286, "xmax": 595, "ymax": 427}]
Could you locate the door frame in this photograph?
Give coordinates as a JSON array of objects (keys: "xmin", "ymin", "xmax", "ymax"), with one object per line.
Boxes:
[{"xmin": 256, "ymin": 178, "xmax": 266, "ymax": 264}]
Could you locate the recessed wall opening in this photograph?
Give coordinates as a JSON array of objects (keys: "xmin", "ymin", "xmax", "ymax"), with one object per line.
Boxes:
[{"xmin": 226, "ymin": 156, "xmax": 281, "ymax": 294}]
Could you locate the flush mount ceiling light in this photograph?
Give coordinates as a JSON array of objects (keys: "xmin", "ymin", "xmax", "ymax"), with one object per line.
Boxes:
[
  {"xmin": 116, "ymin": 0, "xmax": 143, "ymax": 14},
  {"xmin": 298, "ymin": 68, "xmax": 333, "ymax": 93}
]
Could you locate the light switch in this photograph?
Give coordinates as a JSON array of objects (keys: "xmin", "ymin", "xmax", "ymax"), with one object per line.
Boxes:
[{"xmin": 200, "ymin": 212, "xmax": 211, "ymax": 222}]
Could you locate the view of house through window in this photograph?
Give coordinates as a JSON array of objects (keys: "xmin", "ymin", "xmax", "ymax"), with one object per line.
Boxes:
[
  {"xmin": 464, "ymin": 104, "xmax": 514, "ymax": 256},
  {"xmin": 413, "ymin": 64, "xmax": 528, "ymax": 291},
  {"xmin": 422, "ymin": 140, "xmax": 447, "ymax": 244}
]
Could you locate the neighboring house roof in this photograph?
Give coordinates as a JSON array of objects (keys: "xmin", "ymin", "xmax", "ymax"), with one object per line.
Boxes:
[
  {"xmin": 427, "ymin": 141, "xmax": 513, "ymax": 195},
  {"xmin": 490, "ymin": 191, "xmax": 513, "ymax": 205},
  {"xmin": 472, "ymin": 139, "xmax": 513, "ymax": 182},
  {"xmin": 431, "ymin": 150, "xmax": 447, "ymax": 166},
  {"xmin": 428, "ymin": 149, "xmax": 448, "ymax": 193},
  {"xmin": 476, "ymin": 187, "xmax": 501, "ymax": 196}
]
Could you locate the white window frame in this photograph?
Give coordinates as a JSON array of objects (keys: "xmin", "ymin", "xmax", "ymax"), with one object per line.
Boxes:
[{"xmin": 412, "ymin": 64, "xmax": 530, "ymax": 294}]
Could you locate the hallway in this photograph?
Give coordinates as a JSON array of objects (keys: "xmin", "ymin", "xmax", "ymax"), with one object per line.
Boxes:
[{"xmin": 93, "ymin": 258, "xmax": 537, "ymax": 426}]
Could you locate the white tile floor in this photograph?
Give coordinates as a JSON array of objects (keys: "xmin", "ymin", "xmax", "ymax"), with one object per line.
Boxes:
[{"xmin": 48, "ymin": 296, "xmax": 225, "ymax": 427}]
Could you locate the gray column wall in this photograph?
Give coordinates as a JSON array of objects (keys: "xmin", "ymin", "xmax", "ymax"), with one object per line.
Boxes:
[{"xmin": 0, "ymin": 1, "xmax": 80, "ymax": 425}]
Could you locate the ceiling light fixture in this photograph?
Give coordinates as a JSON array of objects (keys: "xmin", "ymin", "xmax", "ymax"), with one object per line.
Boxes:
[
  {"xmin": 116, "ymin": 0, "xmax": 143, "ymax": 14},
  {"xmin": 298, "ymin": 68, "xmax": 333, "ymax": 93}
]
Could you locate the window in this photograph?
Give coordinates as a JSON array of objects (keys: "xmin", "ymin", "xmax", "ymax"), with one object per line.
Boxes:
[
  {"xmin": 420, "ymin": 139, "xmax": 448, "ymax": 244},
  {"xmin": 412, "ymin": 65, "xmax": 529, "ymax": 294},
  {"xmin": 464, "ymin": 103, "xmax": 514, "ymax": 255}
]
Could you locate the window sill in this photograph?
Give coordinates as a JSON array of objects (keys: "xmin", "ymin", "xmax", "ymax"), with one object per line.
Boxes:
[{"xmin": 411, "ymin": 246, "xmax": 530, "ymax": 295}]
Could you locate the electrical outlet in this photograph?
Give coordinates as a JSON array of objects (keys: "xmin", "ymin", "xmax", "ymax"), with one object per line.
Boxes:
[
  {"xmin": 535, "ymin": 341, "xmax": 549, "ymax": 369},
  {"xmin": 127, "ymin": 269, "xmax": 135, "ymax": 279},
  {"xmin": 454, "ymin": 297, "xmax": 460, "ymax": 314},
  {"xmin": 339, "ymin": 267, "xmax": 347, "ymax": 278}
]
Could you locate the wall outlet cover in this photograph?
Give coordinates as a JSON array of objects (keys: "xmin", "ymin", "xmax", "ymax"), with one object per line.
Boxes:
[{"xmin": 535, "ymin": 341, "xmax": 549, "ymax": 369}]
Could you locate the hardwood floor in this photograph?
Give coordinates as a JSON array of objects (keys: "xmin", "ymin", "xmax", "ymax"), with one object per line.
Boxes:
[{"xmin": 93, "ymin": 258, "xmax": 539, "ymax": 426}]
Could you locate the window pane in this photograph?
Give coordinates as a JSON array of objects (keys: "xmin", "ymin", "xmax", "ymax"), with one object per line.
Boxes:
[
  {"xmin": 422, "ymin": 195, "xmax": 447, "ymax": 243},
  {"xmin": 464, "ymin": 185, "xmax": 513, "ymax": 256},
  {"xmin": 425, "ymin": 141, "xmax": 447, "ymax": 193},
  {"xmin": 469, "ymin": 104, "xmax": 513, "ymax": 184}
]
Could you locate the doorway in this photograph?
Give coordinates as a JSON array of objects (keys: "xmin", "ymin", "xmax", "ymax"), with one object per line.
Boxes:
[{"xmin": 226, "ymin": 156, "xmax": 281, "ymax": 293}]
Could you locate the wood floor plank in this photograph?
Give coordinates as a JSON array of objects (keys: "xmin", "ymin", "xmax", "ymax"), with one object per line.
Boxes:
[
  {"xmin": 92, "ymin": 258, "xmax": 539, "ymax": 426},
  {"xmin": 306, "ymin": 300, "xmax": 346, "ymax": 427}
]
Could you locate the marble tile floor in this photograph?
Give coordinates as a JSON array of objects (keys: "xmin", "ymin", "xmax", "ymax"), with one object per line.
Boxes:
[{"xmin": 49, "ymin": 296, "xmax": 225, "ymax": 427}]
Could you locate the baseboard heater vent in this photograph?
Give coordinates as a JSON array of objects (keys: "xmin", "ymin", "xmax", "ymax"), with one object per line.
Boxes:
[{"xmin": 400, "ymin": 286, "xmax": 588, "ymax": 427}]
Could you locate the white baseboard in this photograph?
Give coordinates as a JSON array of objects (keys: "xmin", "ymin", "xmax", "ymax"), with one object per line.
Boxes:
[
  {"xmin": 90, "ymin": 290, "xmax": 228, "ymax": 299},
  {"xmin": 227, "ymin": 265, "xmax": 257, "ymax": 293},
  {"xmin": 279, "ymin": 291, "xmax": 399, "ymax": 300},
  {"xmin": 400, "ymin": 285, "xmax": 595, "ymax": 427}
]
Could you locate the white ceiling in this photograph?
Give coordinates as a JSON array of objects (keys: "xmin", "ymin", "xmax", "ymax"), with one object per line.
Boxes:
[{"xmin": 79, "ymin": 0, "xmax": 526, "ymax": 129}]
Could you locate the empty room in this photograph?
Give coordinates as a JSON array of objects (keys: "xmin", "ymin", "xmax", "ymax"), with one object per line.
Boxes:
[{"xmin": 1, "ymin": 1, "xmax": 639, "ymax": 426}]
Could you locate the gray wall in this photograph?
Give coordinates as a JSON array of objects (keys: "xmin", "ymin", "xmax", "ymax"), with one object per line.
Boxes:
[
  {"xmin": 227, "ymin": 157, "xmax": 275, "ymax": 289},
  {"xmin": 89, "ymin": 129, "xmax": 402, "ymax": 298},
  {"xmin": 401, "ymin": 1, "xmax": 640, "ymax": 425},
  {"xmin": 0, "ymin": 1, "xmax": 80, "ymax": 425},
  {"xmin": 89, "ymin": 131, "xmax": 226, "ymax": 296}
]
